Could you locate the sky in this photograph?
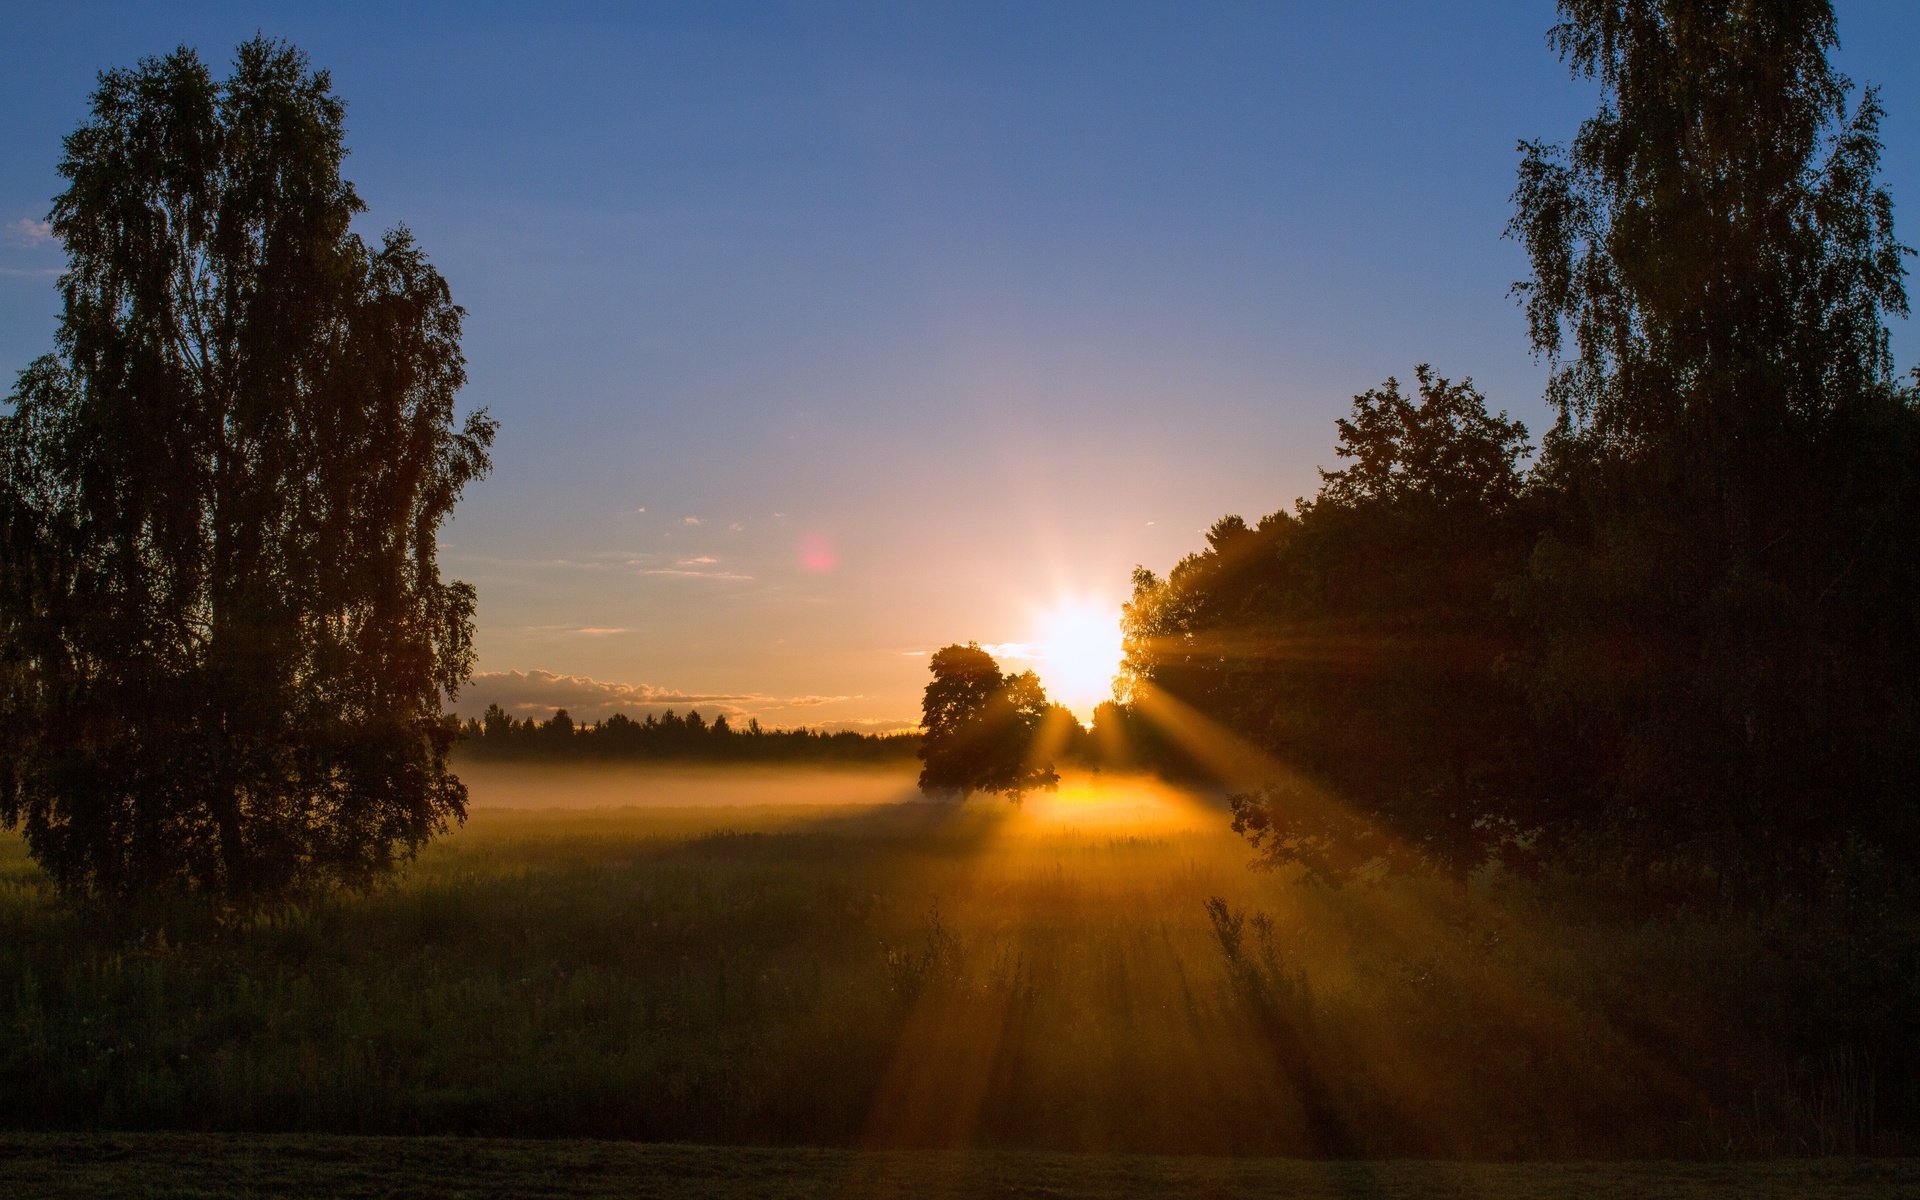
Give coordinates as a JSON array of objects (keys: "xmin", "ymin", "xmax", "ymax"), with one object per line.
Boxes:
[{"xmin": 4, "ymin": 2, "xmax": 1918, "ymax": 731}]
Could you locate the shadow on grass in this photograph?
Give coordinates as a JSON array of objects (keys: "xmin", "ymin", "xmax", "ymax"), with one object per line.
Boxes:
[{"xmin": 4, "ymin": 786, "xmax": 1912, "ymax": 1159}]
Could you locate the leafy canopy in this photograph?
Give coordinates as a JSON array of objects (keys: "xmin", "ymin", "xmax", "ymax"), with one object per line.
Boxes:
[
  {"xmin": 1122, "ymin": 370, "xmax": 1537, "ymax": 881},
  {"xmin": 1315, "ymin": 367, "xmax": 1529, "ymax": 514},
  {"xmin": 0, "ymin": 39, "xmax": 495, "ymax": 905},
  {"xmin": 917, "ymin": 643, "xmax": 1060, "ymax": 800},
  {"xmin": 1510, "ymin": 0, "xmax": 1907, "ymax": 451},
  {"xmin": 1505, "ymin": 0, "xmax": 1920, "ymax": 882}
]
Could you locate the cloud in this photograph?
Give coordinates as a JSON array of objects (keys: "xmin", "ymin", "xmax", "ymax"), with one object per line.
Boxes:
[
  {"xmin": 572, "ymin": 627, "xmax": 629, "ymax": 636},
  {"xmin": 782, "ymin": 694, "xmax": 858, "ymax": 707},
  {"xmin": 0, "ymin": 267, "xmax": 60, "ymax": 279},
  {"xmin": 980, "ymin": 641, "xmax": 1038, "ymax": 660},
  {"xmin": 681, "ymin": 516, "xmax": 703, "ymax": 526},
  {"xmin": 4, "ymin": 218, "xmax": 53, "ymax": 247},
  {"xmin": 677, "ymin": 555, "xmax": 718, "ymax": 566},
  {"xmin": 443, "ymin": 551, "xmax": 612, "ymax": 572},
  {"xmin": 637, "ymin": 567, "xmax": 753, "ymax": 581},
  {"xmin": 899, "ymin": 646, "xmax": 1040, "ymax": 661},
  {"xmin": 810, "ymin": 717, "xmax": 920, "ymax": 735},
  {"xmin": 455, "ymin": 669, "xmax": 767, "ymax": 722}
]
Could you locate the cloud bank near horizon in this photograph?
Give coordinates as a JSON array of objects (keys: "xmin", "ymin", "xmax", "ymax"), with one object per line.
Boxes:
[{"xmin": 453, "ymin": 669, "xmax": 916, "ymax": 734}]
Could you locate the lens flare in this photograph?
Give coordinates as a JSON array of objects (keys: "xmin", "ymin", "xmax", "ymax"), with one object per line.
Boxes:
[{"xmin": 798, "ymin": 532, "xmax": 838, "ymax": 573}]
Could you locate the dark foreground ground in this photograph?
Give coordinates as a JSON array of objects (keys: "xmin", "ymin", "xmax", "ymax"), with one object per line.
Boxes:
[
  {"xmin": 6, "ymin": 770, "xmax": 1917, "ymax": 1158},
  {"xmin": 2, "ymin": 1132, "xmax": 1917, "ymax": 1199}
]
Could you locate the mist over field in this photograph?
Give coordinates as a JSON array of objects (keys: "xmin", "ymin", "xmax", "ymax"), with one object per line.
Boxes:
[
  {"xmin": 454, "ymin": 761, "xmax": 927, "ymax": 810},
  {"xmin": 453, "ymin": 761, "xmax": 1224, "ymax": 830},
  {"xmin": 2, "ymin": 763, "xmax": 1903, "ymax": 1160}
]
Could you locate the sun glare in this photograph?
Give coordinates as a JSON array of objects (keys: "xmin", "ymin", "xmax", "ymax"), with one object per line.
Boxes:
[{"xmin": 1032, "ymin": 601, "xmax": 1125, "ymax": 721}]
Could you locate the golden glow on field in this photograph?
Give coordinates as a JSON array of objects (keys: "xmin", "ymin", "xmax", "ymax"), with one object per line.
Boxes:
[
  {"xmin": 1012, "ymin": 771, "xmax": 1217, "ymax": 833},
  {"xmin": 1031, "ymin": 600, "xmax": 1124, "ymax": 722}
]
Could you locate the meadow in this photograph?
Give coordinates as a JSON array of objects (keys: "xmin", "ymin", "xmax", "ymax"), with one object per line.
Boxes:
[{"xmin": 0, "ymin": 764, "xmax": 1908, "ymax": 1167}]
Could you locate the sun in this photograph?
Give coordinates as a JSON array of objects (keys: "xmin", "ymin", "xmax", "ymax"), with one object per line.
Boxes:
[{"xmin": 1031, "ymin": 600, "xmax": 1125, "ymax": 722}]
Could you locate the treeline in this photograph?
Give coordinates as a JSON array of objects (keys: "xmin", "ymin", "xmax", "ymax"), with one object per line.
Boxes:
[
  {"xmin": 1102, "ymin": 3, "xmax": 1920, "ymax": 906},
  {"xmin": 456, "ymin": 704, "xmax": 920, "ymax": 765}
]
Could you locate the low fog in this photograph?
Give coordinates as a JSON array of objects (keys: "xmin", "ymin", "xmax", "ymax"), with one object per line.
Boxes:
[{"xmin": 455, "ymin": 761, "xmax": 924, "ymax": 810}]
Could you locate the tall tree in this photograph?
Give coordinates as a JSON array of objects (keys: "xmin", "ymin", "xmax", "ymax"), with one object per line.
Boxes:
[
  {"xmin": 1508, "ymin": 0, "xmax": 1919, "ymax": 885},
  {"xmin": 0, "ymin": 39, "xmax": 495, "ymax": 904}
]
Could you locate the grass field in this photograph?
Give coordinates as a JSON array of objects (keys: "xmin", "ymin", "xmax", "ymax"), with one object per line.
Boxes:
[
  {"xmin": 4, "ymin": 1131, "xmax": 1918, "ymax": 1199},
  {"xmin": 0, "ymin": 765, "xmax": 1908, "ymax": 1162}
]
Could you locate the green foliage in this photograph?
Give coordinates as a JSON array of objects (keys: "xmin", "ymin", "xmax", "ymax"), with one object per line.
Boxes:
[
  {"xmin": 3, "ymin": 800, "xmax": 1915, "ymax": 1158},
  {"xmin": 1123, "ymin": 369, "xmax": 1541, "ymax": 879},
  {"xmin": 916, "ymin": 644, "xmax": 1060, "ymax": 799},
  {"xmin": 1317, "ymin": 366, "xmax": 1531, "ymax": 512},
  {"xmin": 1506, "ymin": 0, "xmax": 1920, "ymax": 886},
  {"xmin": 0, "ymin": 40, "xmax": 494, "ymax": 905},
  {"xmin": 1511, "ymin": 0, "xmax": 1905, "ymax": 444},
  {"xmin": 1123, "ymin": 2, "xmax": 1920, "ymax": 900}
]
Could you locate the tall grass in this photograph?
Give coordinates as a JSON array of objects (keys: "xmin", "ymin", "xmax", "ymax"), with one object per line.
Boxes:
[{"xmin": 1, "ymin": 773, "xmax": 1910, "ymax": 1156}]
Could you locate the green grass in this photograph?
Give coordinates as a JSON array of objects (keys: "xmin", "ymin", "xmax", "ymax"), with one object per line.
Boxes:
[
  {"xmin": 2, "ymin": 1132, "xmax": 1917, "ymax": 1199},
  {"xmin": 1, "ymin": 767, "xmax": 1912, "ymax": 1159}
]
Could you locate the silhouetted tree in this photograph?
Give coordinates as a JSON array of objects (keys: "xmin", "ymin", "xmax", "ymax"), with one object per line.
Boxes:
[
  {"xmin": 1035, "ymin": 702, "xmax": 1090, "ymax": 765},
  {"xmin": 0, "ymin": 39, "xmax": 494, "ymax": 904},
  {"xmin": 600, "ymin": 712, "xmax": 638, "ymax": 745},
  {"xmin": 1507, "ymin": 0, "xmax": 1919, "ymax": 888},
  {"xmin": 1317, "ymin": 368, "xmax": 1530, "ymax": 512},
  {"xmin": 1088, "ymin": 700, "xmax": 1136, "ymax": 768},
  {"xmin": 1123, "ymin": 370, "xmax": 1541, "ymax": 879},
  {"xmin": 918, "ymin": 643, "xmax": 1060, "ymax": 799},
  {"xmin": 453, "ymin": 707, "xmax": 919, "ymax": 765},
  {"xmin": 482, "ymin": 704, "xmax": 513, "ymax": 744}
]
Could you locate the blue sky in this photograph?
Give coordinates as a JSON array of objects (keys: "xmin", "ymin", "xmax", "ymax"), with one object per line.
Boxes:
[{"xmin": 4, "ymin": 2, "xmax": 1918, "ymax": 728}]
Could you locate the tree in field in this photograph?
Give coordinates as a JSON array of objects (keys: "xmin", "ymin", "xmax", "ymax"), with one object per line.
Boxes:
[
  {"xmin": 1507, "ymin": 0, "xmax": 1919, "ymax": 884},
  {"xmin": 0, "ymin": 39, "xmax": 495, "ymax": 904},
  {"xmin": 917, "ymin": 643, "xmax": 1060, "ymax": 799}
]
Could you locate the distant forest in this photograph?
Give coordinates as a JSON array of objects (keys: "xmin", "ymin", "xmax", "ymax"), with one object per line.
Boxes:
[{"xmin": 456, "ymin": 704, "xmax": 921, "ymax": 764}]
